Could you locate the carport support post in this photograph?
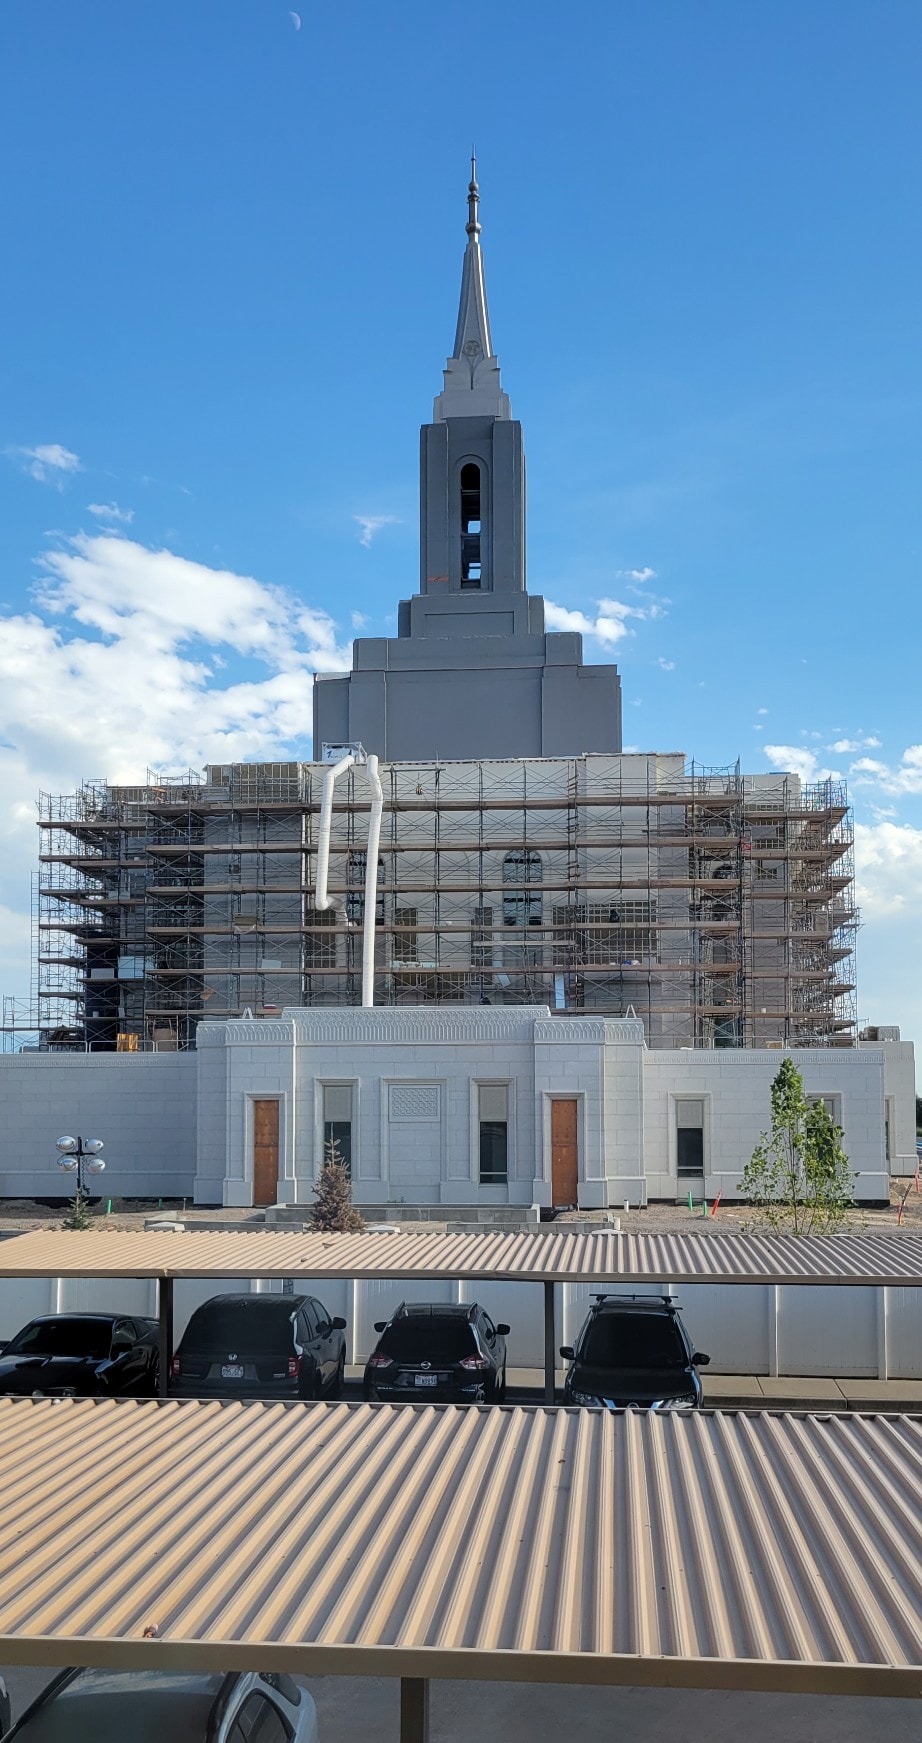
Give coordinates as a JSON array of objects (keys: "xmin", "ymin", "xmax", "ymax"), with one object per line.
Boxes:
[
  {"xmin": 400, "ymin": 1678, "xmax": 429, "ymax": 1743},
  {"xmin": 543, "ymin": 1280, "xmax": 556, "ymax": 1404},
  {"xmin": 157, "ymin": 1276, "xmax": 173, "ymax": 1400}
]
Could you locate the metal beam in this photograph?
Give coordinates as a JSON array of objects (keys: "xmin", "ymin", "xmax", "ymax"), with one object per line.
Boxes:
[
  {"xmin": 400, "ymin": 1678, "xmax": 429, "ymax": 1743},
  {"xmin": 157, "ymin": 1276, "xmax": 173, "ymax": 1399},
  {"xmin": 543, "ymin": 1279, "xmax": 556, "ymax": 1404}
]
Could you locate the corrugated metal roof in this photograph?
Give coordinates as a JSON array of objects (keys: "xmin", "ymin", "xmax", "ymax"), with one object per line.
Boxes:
[
  {"xmin": 2, "ymin": 1226, "xmax": 922, "ymax": 1284},
  {"xmin": 0, "ymin": 1397, "xmax": 920, "ymax": 1695}
]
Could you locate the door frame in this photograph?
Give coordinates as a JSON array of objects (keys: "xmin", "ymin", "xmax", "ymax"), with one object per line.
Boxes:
[{"xmin": 543, "ymin": 1093, "xmax": 582, "ymax": 1209}]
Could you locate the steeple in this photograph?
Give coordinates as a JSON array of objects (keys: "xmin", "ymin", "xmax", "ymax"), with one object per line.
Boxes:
[{"xmin": 434, "ymin": 157, "xmax": 511, "ymax": 421}]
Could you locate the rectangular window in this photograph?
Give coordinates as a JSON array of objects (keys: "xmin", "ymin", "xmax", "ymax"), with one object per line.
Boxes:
[
  {"xmin": 323, "ymin": 1083, "xmax": 353, "ymax": 1175},
  {"xmin": 479, "ymin": 1083, "xmax": 509, "ymax": 1184},
  {"xmin": 676, "ymin": 1098, "xmax": 705, "ymax": 1179},
  {"xmin": 808, "ymin": 1094, "xmax": 841, "ymax": 1126},
  {"xmin": 393, "ymin": 906, "xmax": 418, "ymax": 963}
]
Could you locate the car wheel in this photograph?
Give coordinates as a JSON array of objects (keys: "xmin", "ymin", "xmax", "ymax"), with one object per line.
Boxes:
[{"xmin": 329, "ymin": 1351, "xmax": 346, "ymax": 1400}]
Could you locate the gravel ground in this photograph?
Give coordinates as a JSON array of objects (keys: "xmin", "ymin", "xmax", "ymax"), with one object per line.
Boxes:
[{"xmin": 0, "ymin": 1175, "xmax": 919, "ymax": 1237}]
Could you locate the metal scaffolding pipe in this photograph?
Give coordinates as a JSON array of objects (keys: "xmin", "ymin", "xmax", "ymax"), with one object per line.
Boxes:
[
  {"xmin": 362, "ymin": 755, "xmax": 383, "ymax": 1008},
  {"xmin": 313, "ymin": 755, "xmax": 354, "ymax": 915}
]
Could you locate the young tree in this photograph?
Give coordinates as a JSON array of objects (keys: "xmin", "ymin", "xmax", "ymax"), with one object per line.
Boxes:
[
  {"xmin": 309, "ymin": 1136, "xmax": 366, "ymax": 1234},
  {"xmin": 738, "ymin": 1056, "xmax": 855, "ymax": 1234},
  {"xmin": 61, "ymin": 1186, "xmax": 94, "ymax": 1231}
]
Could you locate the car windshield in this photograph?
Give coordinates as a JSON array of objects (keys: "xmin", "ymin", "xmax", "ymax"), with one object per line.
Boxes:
[
  {"xmin": 580, "ymin": 1313, "xmax": 687, "ymax": 1370},
  {"xmin": 4, "ymin": 1320, "xmax": 111, "ymax": 1359},
  {"xmin": 377, "ymin": 1317, "xmax": 477, "ymax": 1362},
  {"xmin": 181, "ymin": 1302, "xmax": 295, "ymax": 1357}
]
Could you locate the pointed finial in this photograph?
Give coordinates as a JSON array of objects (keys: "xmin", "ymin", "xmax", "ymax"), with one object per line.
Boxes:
[{"xmin": 466, "ymin": 149, "xmax": 481, "ymax": 239}]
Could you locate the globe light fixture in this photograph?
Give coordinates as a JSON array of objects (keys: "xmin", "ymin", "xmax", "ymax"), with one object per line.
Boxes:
[
  {"xmin": 55, "ymin": 1137, "xmax": 78, "ymax": 1153},
  {"xmin": 52, "ymin": 1135, "xmax": 108, "ymax": 1198}
]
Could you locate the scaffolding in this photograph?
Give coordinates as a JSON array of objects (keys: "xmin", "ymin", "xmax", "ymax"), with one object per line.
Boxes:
[{"xmin": 14, "ymin": 754, "xmax": 858, "ymax": 1052}]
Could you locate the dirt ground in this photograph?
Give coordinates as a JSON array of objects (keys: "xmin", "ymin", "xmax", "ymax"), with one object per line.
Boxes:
[{"xmin": 2, "ymin": 1173, "xmax": 920, "ymax": 1237}]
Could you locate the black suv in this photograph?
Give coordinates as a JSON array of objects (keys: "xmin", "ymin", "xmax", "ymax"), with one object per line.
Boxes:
[
  {"xmin": 171, "ymin": 1294, "xmax": 347, "ymax": 1400},
  {"xmin": 561, "ymin": 1294, "xmax": 709, "ymax": 1411},
  {"xmin": 364, "ymin": 1303, "xmax": 509, "ymax": 1404}
]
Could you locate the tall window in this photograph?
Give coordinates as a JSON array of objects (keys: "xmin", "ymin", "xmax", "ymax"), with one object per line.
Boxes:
[
  {"xmin": 502, "ymin": 850, "xmax": 542, "ymax": 926},
  {"xmin": 479, "ymin": 1084, "xmax": 509, "ymax": 1184},
  {"xmin": 346, "ymin": 851, "xmax": 385, "ymax": 925},
  {"xmin": 676, "ymin": 1099, "xmax": 705, "ymax": 1178},
  {"xmin": 304, "ymin": 910, "xmax": 337, "ymax": 968},
  {"xmin": 471, "ymin": 904, "xmax": 493, "ymax": 970},
  {"xmin": 460, "ymin": 462, "xmax": 482, "ymax": 586},
  {"xmin": 393, "ymin": 906, "xmax": 419, "ymax": 963},
  {"xmin": 323, "ymin": 1083, "xmax": 353, "ymax": 1174}
]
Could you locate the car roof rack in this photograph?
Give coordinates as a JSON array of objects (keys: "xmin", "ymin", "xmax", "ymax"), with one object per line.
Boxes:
[{"xmin": 590, "ymin": 1292, "xmax": 682, "ymax": 1309}]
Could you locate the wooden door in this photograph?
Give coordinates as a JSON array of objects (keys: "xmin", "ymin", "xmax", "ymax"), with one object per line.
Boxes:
[
  {"xmin": 252, "ymin": 1099, "xmax": 280, "ymax": 1207},
  {"xmin": 551, "ymin": 1099, "xmax": 579, "ymax": 1207}
]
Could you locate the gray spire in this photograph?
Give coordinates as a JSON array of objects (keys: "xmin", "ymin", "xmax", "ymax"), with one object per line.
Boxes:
[{"xmin": 434, "ymin": 160, "xmax": 510, "ymax": 421}]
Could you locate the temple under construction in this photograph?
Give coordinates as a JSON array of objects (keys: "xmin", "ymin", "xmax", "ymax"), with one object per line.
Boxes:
[
  {"xmin": 5, "ymin": 168, "xmax": 859, "ymax": 1056},
  {"xmin": 21, "ymin": 751, "xmax": 857, "ymax": 1053}
]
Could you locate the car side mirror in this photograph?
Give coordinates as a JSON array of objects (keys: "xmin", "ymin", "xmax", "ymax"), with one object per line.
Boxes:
[
  {"xmin": 692, "ymin": 1351, "xmax": 710, "ymax": 1366},
  {"xmin": 331, "ymin": 1317, "xmax": 347, "ymax": 1331},
  {"xmin": 559, "ymin": 1345, "xmax": 575, "ymax": 1361},
  {"xmin": 373, "ymin": 1321, "xmax": 386, "ymax": 1333},
  {"xmin": 0, "ymin": 1673, "xmax": 10, "ymax": 1737},
  {"xmin": 496, "ymin": 1324, "xmax": 510, "ymax": 1337}
]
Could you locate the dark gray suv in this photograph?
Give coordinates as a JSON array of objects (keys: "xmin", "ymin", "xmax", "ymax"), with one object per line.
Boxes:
[
  {"xmin": 561, "ymin": 1294, "xmax": 710, "ymax": 1412},
  {"xmin": 171, "ymin": 1293, "xmax": 347, "ymax": 1400}
]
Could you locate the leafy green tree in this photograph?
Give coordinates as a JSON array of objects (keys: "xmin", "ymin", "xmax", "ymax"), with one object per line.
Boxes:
[
  {"xmin": 309, "ymin": 1137, "xmax": 366, "ymax": 1234},
  {"xmin": 738, "ymin": 1056, "xmax": 854, "ymax": 1234}
]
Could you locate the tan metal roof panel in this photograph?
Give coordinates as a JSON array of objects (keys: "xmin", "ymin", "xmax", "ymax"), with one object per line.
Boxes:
[
  {"xmin": 0, "ymin": 1398, "xmax": 920, "ymax": 1695},
  {"xmin": 2, "ymin": 1226, "xmax": 922, "ymax": 1284}
]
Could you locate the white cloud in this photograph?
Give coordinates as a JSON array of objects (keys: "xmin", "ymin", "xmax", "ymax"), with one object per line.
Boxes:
[
  {"xmin": 87, "ymin": 501, "xmax": 134, "ymax": 525},
  {"xmin": 848, "ymin": 745, "xmax": 922, "ymax": 796},
  {"xmin": 7, "ymin": 443, "xmax": 81, "ymax": 485},
  {"xmin": 827, "ymin": 735, "xmax": 882, "ymax": 754},
  {"xmin": 614, "ymin": 567, "xmax": 657, "ymax": 583},
  {"xmin": 763, "ymin": 744, "xmax": 843, "ymax": 784},
  {"xmin": 353, "ymin": 514, "xmax": 400, "ymax": 548},
  {"xmin": 545, "ymin": 595, "xmax": 651, "ymax": 647},
  {"xmin": 757, "ymin": 708, "xmax": 768, "ymax": 716},
  {"xmin": 855, "ymin": 821, "xmax": 922, "ymax": 917},
  {"xmin": 351, "ymin": 611, "xmax": 370, "ymax": 630},
  {"xmin": 0, "ymin": 534, "xmax": 355, "ymax": 1001},
  {"xmin": 655, "ymin": 657, "xmax": 675, "ymax": 671}
]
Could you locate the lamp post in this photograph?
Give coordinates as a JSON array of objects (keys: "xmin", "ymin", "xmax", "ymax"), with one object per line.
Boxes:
[{"xmin": 55, "ymin": 1136, "xmax": 106, "ymax": 1202}]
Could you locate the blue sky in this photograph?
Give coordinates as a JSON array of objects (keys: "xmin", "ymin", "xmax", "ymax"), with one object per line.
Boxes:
[{"xmin": 0, "ymin": 1, "xmax": 920, "ymax": 1050}]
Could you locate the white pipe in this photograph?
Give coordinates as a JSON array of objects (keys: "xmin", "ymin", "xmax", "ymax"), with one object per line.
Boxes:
[
  {"xmin": 362, "ymin": 754, "xmax": 384, "ymax": 1007},
  {"xmin": 314, "ymin": 755, "xmax": 354, "ymax": 913}
]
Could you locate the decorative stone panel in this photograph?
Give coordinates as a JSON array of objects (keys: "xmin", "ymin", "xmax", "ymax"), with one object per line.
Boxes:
[{"xmin": 389, "ymin": 1084, "xmax": 441, "ymax": 1123}]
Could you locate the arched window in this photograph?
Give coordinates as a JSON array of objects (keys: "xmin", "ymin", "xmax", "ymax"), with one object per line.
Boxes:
[
  {"xmin": 460, "ymin": 462, "xmax": 482, "ymax": 586},
  {"xmin": 502, "ymin": 850, "xmax": 542, "ymax": 926}
]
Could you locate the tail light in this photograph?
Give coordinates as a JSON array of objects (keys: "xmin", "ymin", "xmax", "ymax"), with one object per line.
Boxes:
[
  {"xmin": 459, "ymin": 1354, "xmax": 490, "ymax": 1371},
  {"xmin": 171, "ymin": 1356, "xmax": 181, "ymax": 1377},
  {"xmin": 287, "ymin": 1356, "xmax": 300, "ymax": 1379},
  {"xmin": 367, "ymin": 1353, "xmax": 395, "ymax": 1369}
]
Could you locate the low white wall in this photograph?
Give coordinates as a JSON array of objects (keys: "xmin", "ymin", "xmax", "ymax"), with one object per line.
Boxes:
[
  {"xmin": 0, "ymin": 1054, "xmax": 198, "ymax": 1199},
  {"xmin": 1, "ymin": 1269, "xmax": 921, "ymax": 1379}
]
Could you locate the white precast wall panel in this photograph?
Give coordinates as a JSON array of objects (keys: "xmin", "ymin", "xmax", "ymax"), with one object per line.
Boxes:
[{"xmin": 777, "ymin": 1284, "xmax": 879, "ymax": 1377}]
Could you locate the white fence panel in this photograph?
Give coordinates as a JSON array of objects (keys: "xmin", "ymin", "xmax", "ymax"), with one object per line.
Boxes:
[
  {"xmin": 671, "ymin": 1285, "xmax": 772, "ymax": 1375},
  {"xmin": 777, "ymin": 1285, "xmax": 878, "ymax": 1377},
  {"xmin": 883, "ymin": 1287, "xmax": 922, "ymax": 1378},
  {"xmin": 59, "ymin": 1276, "xmax": 156, "ymax": 1318},
  {"xmin": 458, "ymin": 1280, "xmax": 545, "ymax": 1367},
  {"xmin": 0, "ymin": 1279, "xmax": 55, "ymax": 1339}
]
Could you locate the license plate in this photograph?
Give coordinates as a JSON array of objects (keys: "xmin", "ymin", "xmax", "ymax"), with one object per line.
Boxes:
[
  {"xmin": 221, "ymin": 1364, "xmax": 245, "ymax": 1380},
  {"xmin": 414, "ymin": 1374, "xmax": 438, "ymax": 1388}
]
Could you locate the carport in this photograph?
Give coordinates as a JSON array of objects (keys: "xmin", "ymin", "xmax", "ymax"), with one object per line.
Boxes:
[
  {"xmin": 2, "ymin": 1226, "xmax": 922, "ymax": 1403},
  {"xmin": 0, "ymin": 1396, "xmax": 919, "ymax": 1741}
]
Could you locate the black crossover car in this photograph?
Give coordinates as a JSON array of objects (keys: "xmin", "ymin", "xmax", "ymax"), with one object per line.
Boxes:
[
  {"xmin": 171, "ymin": 1293, "xmax": 347, "ymax": 1400},
  {"xmin": 0, "ymin": 1313, "xmax": 159, "ymax": 1397},
  {"xmin": 364, "ymin": 1302, "xmax": 509, "ymax": 1403},
  {"xmin": 561, "ymin": 1294, "xmax": 710, "ymax": 1412}
]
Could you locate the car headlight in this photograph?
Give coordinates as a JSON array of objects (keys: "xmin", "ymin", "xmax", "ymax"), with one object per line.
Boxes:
[
  {"xmin": 569, "ymin": 1390, "xmax": 603, "ymax": 1406},
  {"xmin": 651, "ymin": 1397, "xmax": 697, "ymax": 1413}
]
